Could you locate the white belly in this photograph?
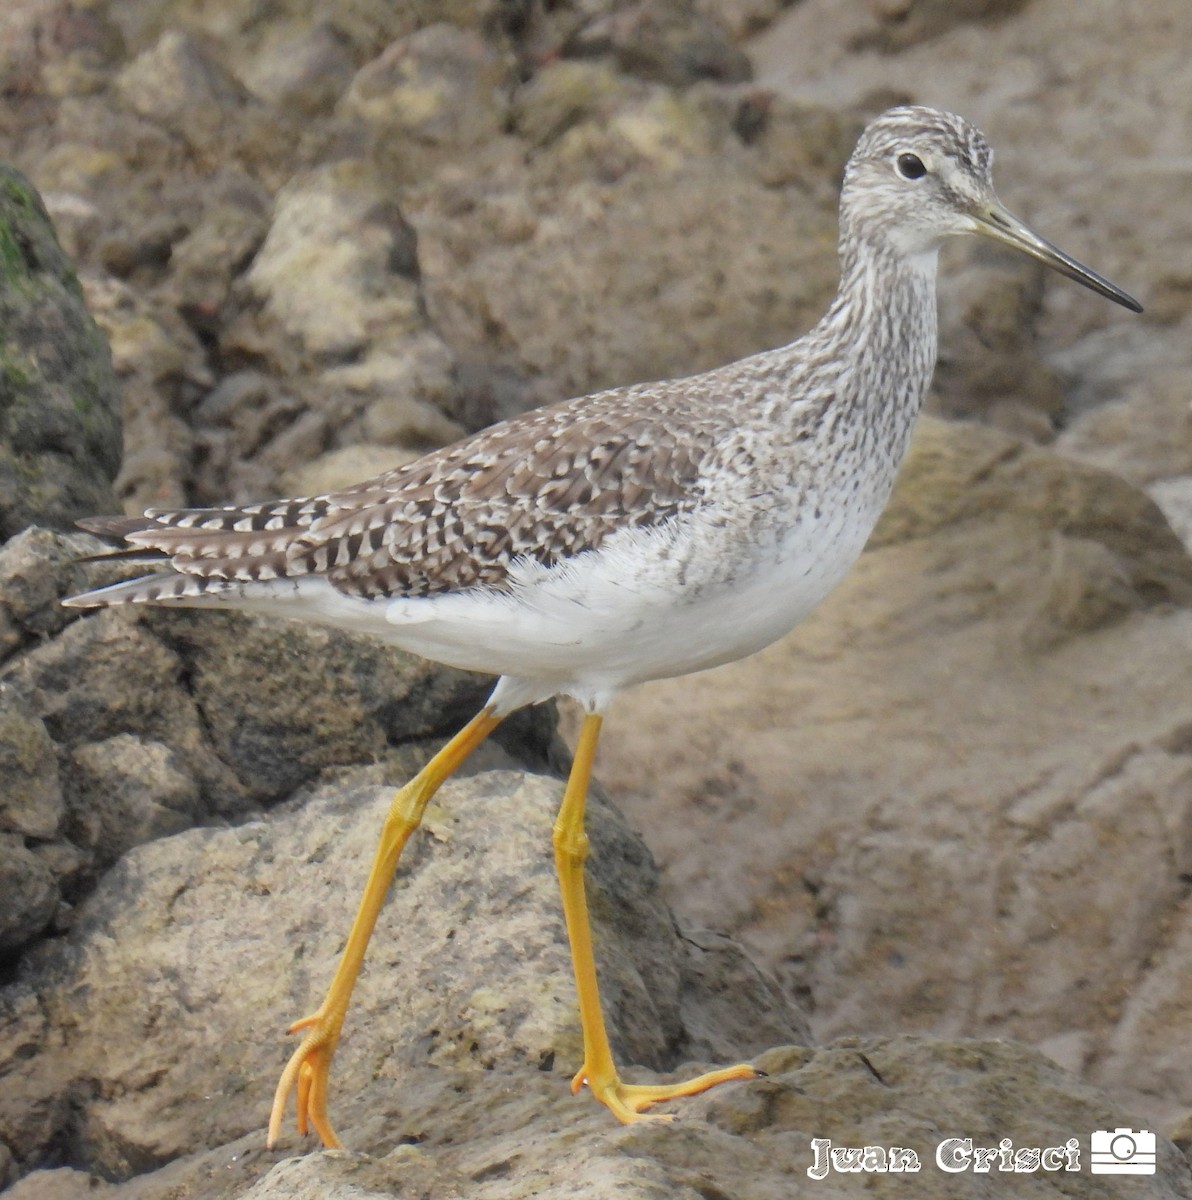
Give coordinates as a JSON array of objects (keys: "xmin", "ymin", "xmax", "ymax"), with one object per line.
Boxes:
[
  {"xmin": 391, "ymin": 502, "xmax": 875, "ymax": 709},
  {"xmin": 202, "ymin": 480, "xmax": 887, "ymax": 714}
]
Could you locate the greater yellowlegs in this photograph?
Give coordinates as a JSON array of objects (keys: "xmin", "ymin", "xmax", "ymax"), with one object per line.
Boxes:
[{"xmin": 65, "ymin": 106, "xmax": 1141, "ymax": 1147}]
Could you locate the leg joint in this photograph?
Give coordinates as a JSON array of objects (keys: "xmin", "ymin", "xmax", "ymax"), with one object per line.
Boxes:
[
  {"xmin": 384, "ymin": 778, "xmax": 433, "ymax": 838},
  {"xmin": 552, "ymin": 821, "xmax": 590, "ymax": 864}
]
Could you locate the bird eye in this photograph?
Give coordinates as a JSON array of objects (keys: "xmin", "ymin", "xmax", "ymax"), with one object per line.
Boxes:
[{"xmin": 896, "ymin": 152, "xmax": 927, "ymax": 180}]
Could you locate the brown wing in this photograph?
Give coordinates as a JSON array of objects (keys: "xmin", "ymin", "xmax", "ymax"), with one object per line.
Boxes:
[{"xmin": 90, "ymin": 380, "xmax": 713, "ymax": 600}]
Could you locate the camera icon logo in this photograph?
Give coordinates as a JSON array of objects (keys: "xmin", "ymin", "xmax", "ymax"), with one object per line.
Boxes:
[{"xmin": 1090, "ymin": 1128, "xmax": 1156, "ymax": 1175}]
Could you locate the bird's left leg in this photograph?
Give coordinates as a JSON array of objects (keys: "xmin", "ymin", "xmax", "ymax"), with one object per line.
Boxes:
[
  {"xmin": 268, "ymin": 706, "xmax": 504, "ymax": 1148},
  {"xmin": 553, "ymin": 712, "xmax": 761, "ymax": 1122}
]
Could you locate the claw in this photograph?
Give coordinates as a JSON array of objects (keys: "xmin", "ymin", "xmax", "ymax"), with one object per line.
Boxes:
[
  {"xmin": 575, "ymin": 1061, "xmax": 761, "ymax": 1123},
  {"xmin": 267, "ymin": 1012, "xmax": 343, "ymax": 1149}
]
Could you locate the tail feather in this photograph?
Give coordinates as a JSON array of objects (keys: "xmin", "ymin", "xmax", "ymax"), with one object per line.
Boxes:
[
  {"xmin": 62, "ymin": 572, "xmax": 243, "ymax": 609},
  {"xmin": 76, "ymin": 515, "xmax": 158, "ymax": 539},
  {"xmin": 75, "ymin": 545, "xmax": 170, "ymax": 566}
]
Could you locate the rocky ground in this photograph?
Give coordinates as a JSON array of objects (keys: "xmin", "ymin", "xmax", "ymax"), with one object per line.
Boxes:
[{"xmin": 1, "ymin": 0, "xmax": 1191, "ymax": 1197}]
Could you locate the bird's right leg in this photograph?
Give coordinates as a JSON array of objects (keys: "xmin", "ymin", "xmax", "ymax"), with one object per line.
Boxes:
[{"xmin": 267, "ymin": 706, "xmax": 505, "ymax": 1148}]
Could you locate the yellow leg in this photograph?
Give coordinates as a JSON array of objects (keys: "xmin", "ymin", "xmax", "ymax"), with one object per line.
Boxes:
[
  {"xmin": 267, "ymin": 707, "xmax": 504, "ymax": 1148},
  {"xmin": 553, "ymin": 713, "xmax": 761, "ymax": 1122}
]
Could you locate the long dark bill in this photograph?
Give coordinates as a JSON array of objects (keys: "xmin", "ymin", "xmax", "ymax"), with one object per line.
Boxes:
[{"xmin": 975, "ymin": 201, "xmax": 1143, "ymax": 313}]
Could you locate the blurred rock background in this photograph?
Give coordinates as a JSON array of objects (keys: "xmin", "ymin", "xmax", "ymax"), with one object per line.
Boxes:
[{"xmin": 1, "ymin": 0, "xmax": 1191, "ymax": 1196}]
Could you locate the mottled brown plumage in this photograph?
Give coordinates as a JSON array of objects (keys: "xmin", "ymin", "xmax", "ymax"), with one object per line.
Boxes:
[{"xmin": 76, "ymin": 378, "xmax": 736, "ymax": 600}]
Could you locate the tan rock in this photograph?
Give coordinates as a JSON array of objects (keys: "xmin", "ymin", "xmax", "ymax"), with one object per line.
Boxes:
[
  {"xmin": 246, "ymin": 163, "xmax": 424, "ymax": 359},
  {"xmin": 115, "ymin": 30, "xmax": 249, "ymax": 150},
  {"xmin": 0, "ymin": 693, "xmax": 63, "ymax": 839},
  {"xmin": 278, "ymin": 444, "xmax": 418, "ymax": 499},
  {"xmin": 0, "ymin": 760, "xmax": 804, "ymax": 1177},
  {"xmin": 13, "ymin": 1037, "xmax": 1192, "ymax": 1197},
  {"xmin": 338, "ymin": 25, "xmax": 511, "ymax": 150}
]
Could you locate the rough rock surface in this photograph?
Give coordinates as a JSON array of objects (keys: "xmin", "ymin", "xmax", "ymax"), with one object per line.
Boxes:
[
  {"xmin": 0, "ymin": 167, "xmax": 121, "ymax": 539},
  {"xmin": 0, "ymin": 759, "xmax": 805, "ymax": 1185},
  {"xmin": 8, "ymin": 1040, "xmax": 1192, "ymax": 1197}
]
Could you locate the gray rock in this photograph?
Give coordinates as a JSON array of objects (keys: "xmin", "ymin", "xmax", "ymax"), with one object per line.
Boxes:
[
  {"xmin": 868, "ymin": 418, "xmax": 1192, "ymax": 633},
  {"xmin": 852, "ymin": 0, "xmax": 1033, "ymax": 52},
  {"xmin": 929, "ymin": 250, "xmax": 1068, "ymax": 436},
  {"xmin": 0, "ymin": 527, "xmax": 94, "ymax": 662},
  {"xmin": 168, "ymin": 608, "xmax": 499, "ymax": 800},
  {"xmin": 416, "ymin": 155, "xmax": 839, "ymax": 406},
  {"xmin": 3, "ymin": 1166, "xmax": 109, "ymax": 1200},
  {"xmin": 0, "ymin": 167, "xmax": 121, "ymax": 538},
  {"xmin": 167, "ymin": 170, "xmax": 271, "ymax": 324},
  {"xmin": 0, "ymin": 688, "xmax": 63, "ymax": 839},
  {"xmin": 337, "ymin": 25, "xmax": 512, "ymax": 153},
  {"xmin": 115, "ymin": 30, "xmax": 250, "ymax": 152},
  {"xmin": 0, "ymin": 760, "xmax": 804, "ymax": 1180},
  {"xmin": 565, "ymin": 0, "xmax": 753, "ymax": 86},
  {"xmin": 0, "ymin": 832, "xmax": 58, "ymax": 953},
  {"xmin": 12, "ymin": 1035, "xmax": 1192, "ymax": 1197},
  {"xmin": 67, "ymin": 735, "xmax": 202, "ymax": 868},
  {"xmin": 1058, "ymin": 375, "xmax": 1192, "ymax": 488},
  {"xmin": 78, "ymin": 272, "xmax": 209, "ymax": 515},
  {"xmin": 241, "ymin": 21, "xmax": 357, "ymax": 115}
]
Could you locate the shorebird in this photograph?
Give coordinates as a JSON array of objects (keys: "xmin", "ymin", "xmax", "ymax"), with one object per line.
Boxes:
[{"xmin": 65, "ymin": 106, "xmax": 1141, "ymax": 1147}]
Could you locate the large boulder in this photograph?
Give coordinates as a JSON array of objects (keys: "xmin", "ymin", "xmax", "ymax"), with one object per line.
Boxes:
[{"xmin": 0, "ymin": 168, "xmax": 121, "ymax": 538}]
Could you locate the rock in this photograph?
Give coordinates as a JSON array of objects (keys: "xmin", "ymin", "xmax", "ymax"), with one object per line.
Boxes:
[
  {"xmin": 11, "ymin": 1034, "xmax": 1192, "ymax": 1196},
  {"xmin": 416, "ymin": 156, "xmax": 839, "ymax": 404},
  {"xmin": 0, "ymin": 167, "xmax": 121, "ymax": 538},
  {"xmin": 0, "ymin": 760, "xmax": 805, "ymax": 1180},
  {"xmin": 867, "ymin": 417, "xmax": 1192, "ymax": 638},
  {"xmin": 278, "ymin": 445, "xmax": 417, "ymax": 499},
  {"xmin": 928, "ymin": 249, "xmax": 1068, "ymax": 436},
  {"xmin": 1151, "ymin": 477, "xmax": 1192, "ymax": 552},
  {"xmin": 0, "ymin": 832, "xmax": 58, "ymax": 953},
  {"xmin": 852, "ymin": 0, "xmax": 1033, "ymax": 52},
  {"xmin": 564, "ymin": 0, "xmax": 753, "ymax": 86},
  {"xmin": 0, "ymin": 527, "xmax": 91, "ymax": 661},
  {"xmin": 78, "ymin": 271, "xmax": 208, "ymax": 514},
  {"xmin": 509, "ymin": 59, "xmax": 639, "ymax": 151},
  {"xmin": 170, "ymin": 608, "xmax": 499, "ymax": 799},
  {"xmin": 735, "ymin": 91, "xmax": 862, "ymax": 190},
  {"xmin": 240, "ymin": 21, "xmax": 357, "ymax": 115},
  {"xmin": 3, "ymin": 1166, "xmax": 110, "ymax": 1200},
  {"xmin": 67, "ymin": 735, "xmax": 203, "ymax": 870},
  {"xmin": 1058, "ymin": 374, "xmax": 1192, "ymax": 488},
  {"xmin": 188, "ymin": 371, "xmax": 309, "ymax": 506},
  {"xmin": 350, "ymin": 336, "xmax": 463, "ymax": 447},
  {"xmin": 245, "ymin": 162, "xmax": 425, "ymax": 359},
  {"xmin": 337, "ymin": 25, "xmax": 512, "ymax": 153},
  {"xmin": 0, "ymin": 600, "xmax": 248, "ymax": 953},
  {"xmin": 0, "ymin": 689, "xmax": 63, "ymax": 839},
  {"xmin": 168, "ymin": 170, "xmax": 271, "ymax": 325},
  {"xmin": 115, "ymin": 30, "xmax": 251, "ymax": 152},
  {"xmin": 35, "ymin": 5, "xmax": 127, "ymax": 101},
  {"xmin": 1101, "ymin": 891, "xmax": 1192, "ymax": 1117},
  {"xmin": 695, "ymin": 0, "xmax": 791, "ymax": 40}
]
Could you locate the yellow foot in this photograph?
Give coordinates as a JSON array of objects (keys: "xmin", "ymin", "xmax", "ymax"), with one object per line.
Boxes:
[
  {"xmin": 267, "ymin": 1011, "xmax": 343, "ymax": 1149},
  {"xmin": 573, "ymin": 1062, "xmax": 762, "ymax": 1123}
]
